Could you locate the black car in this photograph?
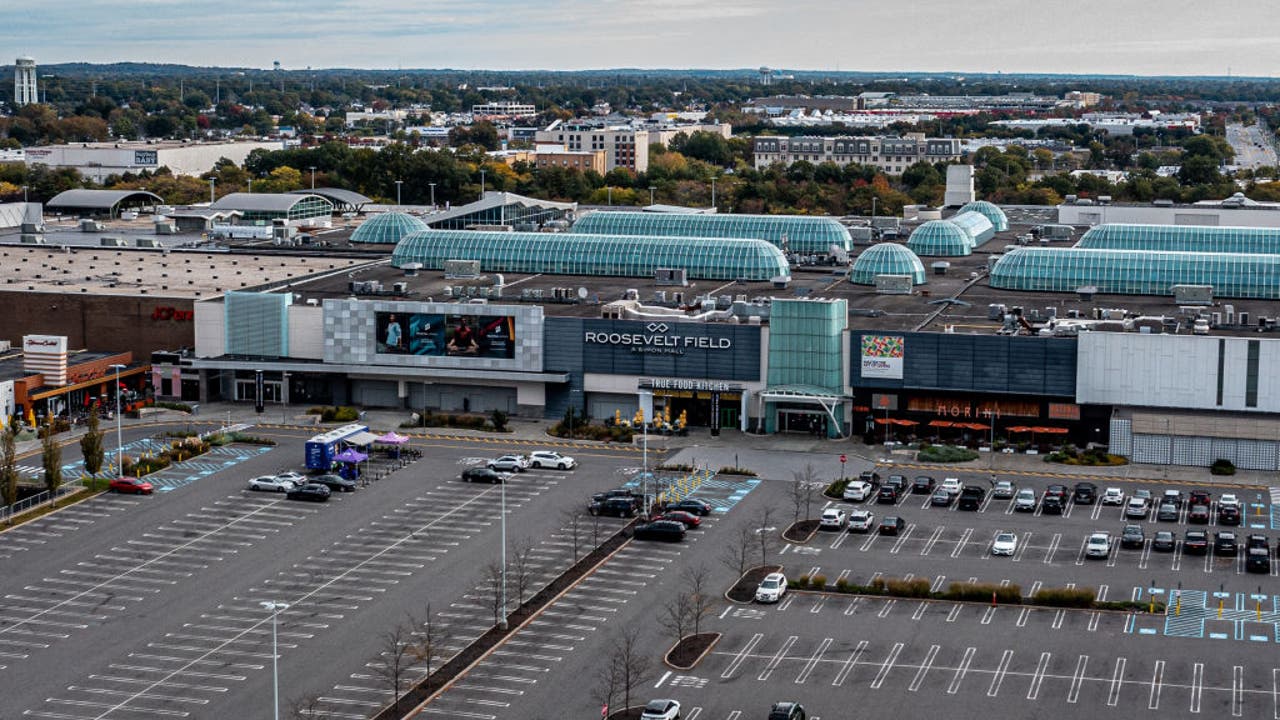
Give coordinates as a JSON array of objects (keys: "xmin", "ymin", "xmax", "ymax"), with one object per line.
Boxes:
[
  {"xmin": 590, "ymin": 497, "xmax": 638, "ymax": 518},
  {"xmin": 859, "ymin": 470, "xmax": 881, "ymax": 484},
  {"xmin": 286, "ymin": 483, "xmax": 331, "ymax": 502},
  {"xmin": 1247, "ymin": 548, "xmax": 1271, "ymax": 573},
  {"xmin": 886, "ymin": 475, "xmax": 909, "ymax": 493},
  {"xmin": 1044, "ymin": 484, "xmax": 1069, "ymax": 501},
  {"xmin": 1218, "ymin": 505, "xmax": 1242, "ymax": 526},
  {"xmin": 768, "ymin": 702, "xmax": 807, "ymax": 720},
  {"xmin": 1072, "ymin": 482, "xmax": 1098, "ymax": 504},
  {"xmin": 1214, "ymin": 531, "xmax": 1239, "ymax": 556},
  {"xmin": 1041, "ymin": 496, "xmax": 1065, "ymax": 515},
  {"xmin": 1156, "ymin": 502, "xmax": 1179, "ymax": 522},
  {"xmin": 461, "ymin": 467, "xmax": 505, "ymax": 484},
  {"xmin": 310, "ymin": 473, "xmax": 357, "ymax": 492},
  {"xmin": 633, "ymin": 520, "xmax": 686, "ymax": 542},
  {"xmin": 912, "ymin": 476, "xmax": 936, "ymax": 494},
  {"xmin": 592, "ymin": 488, "xmax": 643, "ymax": 505},
  {"xmin": 1247, "ymin": 534, "xmax": 1270, "ymax": 551},
  {"xmin": 957, "ymin": 486, "xmax": 986, "ymax": 511},
  {"xmin": 1152, "ymin": 530, "xmax": 1177, "ymax": 552},
  {"xmin": 1120, "ymin": 524, "xmax": 1145, "ymax": 549},
  {"xmin": 1184, "ymin": 530, "xmax": 1209, "ymax": 555},
  {"xmin": 666, "ymin": 499, "xmax": 713, "ymax": 516},
  {"xmin": 876, "ymin": 486, "xmax": 900, "ymax": 504},
  {"xmin": 878, "ymin": 516, "xmax": 906, "ymax": 535}
]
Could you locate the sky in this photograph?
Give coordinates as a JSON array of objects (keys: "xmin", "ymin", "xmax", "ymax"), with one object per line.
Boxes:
[{"xmin": 5, "ymin": 0, "xmax": 1280, "ymax": 77}]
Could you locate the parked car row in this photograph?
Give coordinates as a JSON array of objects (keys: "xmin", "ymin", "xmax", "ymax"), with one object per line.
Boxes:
[
  {"xmin": 1068, "ymin": 526, "xmax": 1271, "ymax": 571},
  {"xmin": 484, "ymin": 451, "xmax": 577, "ymax": 473}
]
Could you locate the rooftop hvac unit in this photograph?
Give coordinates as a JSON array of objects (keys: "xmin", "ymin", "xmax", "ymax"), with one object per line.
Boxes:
[
  {"xmin": 80, "ymin": 219, "xmax": 105, "ymax": 232},
  {"xmin": 771, "ymin": 276, "xmax": 790, "ymax": 289},
  {"xmin": 654, "ymin": 290, "xmax": 667, "ymax": 303},
  {"xmin": 136, "ymin": 238, "xmax": 160, "ymax": 248},
  {"xmin": 443, "ymin": 287, "xmax": 454, "ymax": 298},
  {"xmin": 624, "ymin": 288, "xmax": 639, "ymax": 300},
  {"xmin": 100, "ymin": 236, "xmax": 126, "ymax": 247},
  {"xmin": 1211, "ymin": 312, "xmax": 1222, "ymax": 327},
  {"xmin": 988, "ymin": 303, "xmax": 1007, "ymax": 320},
  {"xmin": 1172, "ymin": 284, "xmax": 1213, "ymax": 305},
  {"xmin": 21, "ymin": 222, "xmax": 44, "ymax": 233},
  {"xmin": 874, "ymin": 274, "xmax": 913, "ymax": 295},
  {"xmin": 1076, "ymin": 286, "xmax": 1097, "ymax": 302},
  {"xmin": 672, "ymin": 291, "xmax": 685, "ymax": 304},
  {"xmin": 654, "ymin": 267, "xmax": 688, "ymax": 286},
  {"xmin": 155, "ymin": 222, "xmax": 176, "ymax": 235},
  {"xmin": 931, "ymin": 262, "xmax": 950, "ymax": 276},
  {"xmin": 444, "ymin": 260, "xmax": 481, "ymax": 278},
  {"xmin": 20, "ymin": 234, "xmax": 44, "ymax": 244},
  {"xmin": 1224, "ymin": 304, "xmax": 1235, "ymax": 324},
  {"xmin": 392, "ymin": 282, "xmax": 407, "ymax": 294},
  {"xmin": 1239, "ymin": 311, "xmax": 1249, "ymax": 327}
]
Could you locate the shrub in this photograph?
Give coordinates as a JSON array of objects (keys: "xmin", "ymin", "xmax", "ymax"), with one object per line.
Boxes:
[
  {"xmin": 943, "ymin": 581, "xmax": 1022, "ymax": 604},
  {"xmin": 657, "ymin": 463, "xmax": 694, "ymax": 472},
  {"xmin": 154, "ymin": 401, "xmax": 193, "ymax": 413},
  {"xmin": 835, "ymin": 578, "xmax": 851, "ymax": 592},
  {"xmin": 824, "ymin": 478, "xmax": 849, "ymax": 498},
  {"xmin": 490, "ymin": 409, "xmax": 509, "ymax": 432},
  {"xmin": 795, "ymin": 575, "xmax": 810, "ymax": 589},
  {"xmin": 315, "ymin": 406, "xmax": 360, "ymax": 422},
  {"xmin": 868, "ymin": 577, "xmax": 887, "ymax": 594},
  {"xmin": 1210, "ymin": 458, "xmax": 1236, "ymax": 476},
  {"xmin": 886, "ymin": 577, "xmax": 933, "ymax": 598},
  {"xmin": 1032, "ymin": 587, "xmax": 1097, "ymax": 608},
  {"xmin": 917, "ymin": 444, "xmax": 979, "ymax": 463},
  {"xmin": 228, "ymin": 433, "xmax": 277, "ymax": 446},
  {"xmin": 717, "ymin": 466, "xmax": 758, "ymax": 476},
  {"xmin": 810, "ymin": 574, "xmax": 827, "ymax": 589}
]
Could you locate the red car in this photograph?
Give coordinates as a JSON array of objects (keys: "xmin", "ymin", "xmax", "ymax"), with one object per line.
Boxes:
[
  {"xmin": 109, "ymin": 477, "xmax": 154, "ymax": 495},
  {"xmin": 657, "ymin": 510, "xmax": 701, "ymax": 528}
]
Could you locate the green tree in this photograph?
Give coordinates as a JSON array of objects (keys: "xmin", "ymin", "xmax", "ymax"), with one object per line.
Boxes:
[
  {"xmin": 41, "ymin": 414, "xmax": 62, "ymax": 503},
  {"xmin": 80, "ymin": 405, "xmax": 105, "ymax": 476},
  {"xmin": 1, "ymin": 422, "xmax": 18, "ymax": 510}
]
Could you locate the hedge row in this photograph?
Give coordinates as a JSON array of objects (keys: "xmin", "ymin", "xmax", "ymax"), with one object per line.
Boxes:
[{"xmin": 789, "ymin": 575, "xmax": 1164, "ymax": 613}]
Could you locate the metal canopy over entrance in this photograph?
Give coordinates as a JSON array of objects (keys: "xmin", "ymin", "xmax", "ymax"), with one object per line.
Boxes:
[{"xmin": 760, "ymin": 385, "xmax": 849, "ymax": 438}]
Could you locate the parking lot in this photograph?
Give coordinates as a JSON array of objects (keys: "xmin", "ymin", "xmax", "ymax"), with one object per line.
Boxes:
[{"xmin": 0, "ymin": 426, "xmax": 645, "ymax": 720}]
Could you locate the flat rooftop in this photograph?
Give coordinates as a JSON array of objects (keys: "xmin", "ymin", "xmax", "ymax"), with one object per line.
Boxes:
[{"xmin": 0, "ymin": 245, "xmax": 368, "ymax": 300}]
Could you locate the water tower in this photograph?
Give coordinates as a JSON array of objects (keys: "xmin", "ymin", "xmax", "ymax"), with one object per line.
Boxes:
[
  {"xmin": 758, "ymin": 66, "xmax": 773, "ymax": 86},
  {"xmin": 14, "ymin": 56, "xmax": 37, "ymax": 106}
]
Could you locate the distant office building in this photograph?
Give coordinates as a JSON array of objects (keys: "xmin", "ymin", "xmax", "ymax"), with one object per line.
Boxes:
[
  {"xmin": 23, "ymin": 140, "xmax": 281, "ymax": 183},
  {"xmin": 472, "ymin": 102, "xmax": 537, "ymax": 119},
  {"xmin": 752, "ymin": 133, "xmax": 963, "ymax": 174},
  {"xmin": 344, "ymin": 109, "xmax": 408, "ymax": 128},
  {"xmin": 534, "ymin": 146, "xmax": 607, "ymax": 174},
  {"xmin": 535, "ymin": 120, "xmax": 731, "ymax": 173},
  {"xmin": 991, "ymin": 112, "xmax": 1200, "ymax": 136},
  {"xmin": 13, "ymin": 56, "xmax": 36, "ymax": 106}
]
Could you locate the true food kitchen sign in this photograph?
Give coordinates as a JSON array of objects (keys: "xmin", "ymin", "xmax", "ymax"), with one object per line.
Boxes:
[{"xmin": 584, "ymin": 322, "xmax": 733, "ymax": 355}]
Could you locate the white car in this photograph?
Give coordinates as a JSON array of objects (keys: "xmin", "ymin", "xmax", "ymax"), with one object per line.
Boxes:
[
  {"xmin": 528, "ymin": 450, "xmax": 576, "ymax": 470},
  {"xmin": 991, "ymin": 531, "xmax": 1018, "ymax": 556},
  {"xmin": 487, "ymin": 455, "xmax": 529, "ymax": 472},
  {"xmin": 848, "ymin": 509, "xmax": 875, "ymax": 532},
  {"xmin": 1101, "ymin": 487, "xmax": 1125, "ymax": 505},
  {"xmin": 248, "ymin": 475, "xmax": 295, "ymax": 492},
  {"xmin": 640, "ymin": 698, "xmax": 682, "ymax": 720},
  {"xmin": 940, "ymin": 477, "xmax": 964, "ymax": 496},
  {"xmin": 843, "ymin": 480, "xmax": 875, "ymax": 502},
  {"xmin": 992, "ymin": 480, "xmax": 1016, "ymax": 499},
  {"xmin": 754, "ymin": 572, "xmax": 787, "ymax": 603},
  {"xmin": 1085, "ymin": 532, "xmax": 1112, "ymax": 558},
  {"xmin": 1219, "ymin": 493, "xmax": 1240, "ymax": 508},
  {"xmin": 1125, "ymin": 497, "xmax": 1150, "ymax": 519},
  {"xmin": 819, "ymin": 507, "xmax": 847, "ymax": 530},
  {"xmin": 274, "ymin": 471, "xmax": 307, "ymax": 485}
]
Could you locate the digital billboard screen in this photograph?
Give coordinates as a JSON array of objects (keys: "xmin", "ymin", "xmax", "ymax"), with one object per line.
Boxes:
[{"xmin": 375, "ymin": 312, "xmax": 515, "ymax": 358}]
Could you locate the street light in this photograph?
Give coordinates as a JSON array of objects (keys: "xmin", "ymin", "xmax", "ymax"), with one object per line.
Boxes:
[
  {"xmin": 871, "ymin": 196, "xmax": 878, "ymax": 221},
  {"xmin": 260, "ymin": 600, "xmax": 290, "ymax": 720},
  {"xmin": 710, "ymin": 176, "xmax": 717, "ymax": 209},
  {"xmin": 395, "ymin": 180, "xmax": 403, "ymax": 207},
  {"xmin": 429, "ymin": 182, "xmax": 437, "ymax": 209},
  {"xmin": 308, "ymin": 166, "xmax": 316, "ymax": 190},
  {"xmin": 648, "ymin": 186, "xmax": 656, "ymax": 206},
  {"xmin": 499, "ymin": 468, "xmax": 507, "ymax": 630},
  {"xmin": 21, "ymin": 185, "xmax": 28, "ymax": 203},
  {"xmin": 108, "ymin": 364, "xmax": 126, "ymax": 476},
  {"xmin": 479, "ymin": 169, "xmax": 487, "ymax": 200},
  {"xmin": 208, "ymin": 177, "xmax": 216, "ymax": 204}
]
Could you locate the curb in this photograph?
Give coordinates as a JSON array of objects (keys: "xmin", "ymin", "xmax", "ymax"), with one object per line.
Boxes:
[
  {"xmin": 782, "ymin": 520, "xmax": 819, "ymax": 544},
  {"xmin": 724, "ymin": 564, "xmax": 784, "ymax": 605},
  {"xmin": 664, "ymin": 632, "xmax": 721, "ymax": 671},
  {"xmin": 785, "ymin": 587, "xmax": 1166, "ymax": 616},
  {"xmin": 0, "ymin": 486, "xmax": 105, "ymax": 536}
]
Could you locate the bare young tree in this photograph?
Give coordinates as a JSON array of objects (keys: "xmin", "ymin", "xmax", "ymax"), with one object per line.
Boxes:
[
  {"xmin": 658, "ymin": 590, "xmax": 692, "ymax": 645},
  {"xmin": 287, "ymin": 693, "xmax": 332, "ymax": 719},
  {"xmin": 790, "ymin": 464, "xmax": 819, "ymax": 523},
  {"xmin": 589, "ymin": 499, "xmax": 607, "ymax": 546},
  {"xmin": 372, "ymin": 622, "xmax": 412, "ymax": 714},
  {"xmin": 592, "ymin": 644, "xmax": 622, "ymax": 717},
  {"xmin": 610, "ymin": 625, "xmax": 651, "ymax": 712},
  {"xmin": 511, "ymin": 537, "xmax": 537, "ymax": 607},
  {"xmin": 719, "ymin": 522, "xmax": 754, "ymax": 579},
  {"xmin": 1, "ymin": 422, "xmax": 19, "ymax": 512},
  {"xmin": 41, "ymin": 414, "xmax": 62, "ymax": 504},
  {"xmin": 479, "ymin": 561, "xmax": 506, "ymax": 627},
  {"xmin": 407, "ymin": 603, "xmax": 452, "ymax": 678},
  {"xmin": 561, "ymin": 507, "xmax": 584, "ymax": 562},
  {"xmin": 754, "ymin": 507, "xmax": 777, "ymax": 567},
  {"xmin": 683, "ymin": 564, "xmax": 717, "ymax": 637}
]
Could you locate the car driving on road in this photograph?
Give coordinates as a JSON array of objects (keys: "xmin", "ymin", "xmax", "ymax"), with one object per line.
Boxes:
[
  {"xmin": 461, "ymin": 467, "xmax": 506, "ymax": 484},
  {"xmin": 528, "ymin": 450, "xmax": 576, "ymax": 470}
]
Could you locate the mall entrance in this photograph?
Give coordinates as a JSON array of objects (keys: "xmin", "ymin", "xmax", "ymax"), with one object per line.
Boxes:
[{"xmin": 654, "ymin": 390, "xmax": 741, "ymax": 429}]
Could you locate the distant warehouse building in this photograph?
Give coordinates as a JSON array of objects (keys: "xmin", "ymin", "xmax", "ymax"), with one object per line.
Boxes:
[
  {"xmin": 22, "ymin": 140, "xmax": 282, "ymax": 183},
  {"xmin": 752, "ymin": 132, "xmax": 963, "ymax": 174},
  {"xmin": 209, "ymin": 193, "xmax": 334, "ymax": 225}
]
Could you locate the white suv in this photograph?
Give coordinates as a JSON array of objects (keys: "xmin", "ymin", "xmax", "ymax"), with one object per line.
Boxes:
[
  {"xmin": 1085, "ymin": 532, "xmax": 1112, "ymax": 558},
  {"xmin": 528, "ymin": 451, "xmax": 576, "ymax": 470},
  {"xmin": 842, "ymin": 480, "xmax": 874, "ymax": 502},
  {"xmin": 487, "ymin": 455, "xmax": 529, "ymax": 472},
  {"xmin": 940, "ymin": 478, "xmax": 964, "ymax": 496},
  {"xmin": 1101, "ymin": 487, "xmax": 1125, "ymax": 505},
  {"xmin": 819, "ymin": 508, "xmax": 847, "ymax": 530},
  {"xmin": 848, "ymin": 510, "xmax": 875, "ymax": 532}
]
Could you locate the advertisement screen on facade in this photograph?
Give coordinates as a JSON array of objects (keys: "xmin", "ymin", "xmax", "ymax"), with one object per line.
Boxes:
[
  {"xmin": 860, "ymin": 335, "xmax": 904, "ymax": 379},
  {"xmin": 375, "ymin": 312, "xmax": 515, "ymax": 358}
]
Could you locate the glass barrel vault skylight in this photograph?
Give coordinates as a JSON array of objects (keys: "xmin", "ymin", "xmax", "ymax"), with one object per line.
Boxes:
[
  {"xmin": 569, "ymin": 211, "xmax": 851, "ymax": 254},
  {"xmin": 350, "ymin": 212, "xmax": 429, "ymax": 244},
  {"xmin": 989, "ymin": 247, "xmax": 1280, "ymax": 299},
  {"xmin": 958, "ymin": 201, "xmax": 1009, "ymax": 232},
  {"xmin": 1076, "ymin": 224, "xmax": 1280, "ymax": 255},
  {"xmin": 391, "ymin": 230, "xmax": 791, "ymax": 281},
  {"xmin": 948, "ymin": 210, "xmax": 996, "ymax": 246},
  {"xmin": 849, "ymin": 243, "xmax": 926, "ymax": 285}
]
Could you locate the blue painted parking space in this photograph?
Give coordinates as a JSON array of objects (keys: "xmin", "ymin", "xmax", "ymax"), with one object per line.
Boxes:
[
  {"xmin": 619, "ymin": 471, "xmax": 761, "ymax": 513},
  {"xmin": 144, "ymin": 444, "xmax": 274, "ymax": 492}
]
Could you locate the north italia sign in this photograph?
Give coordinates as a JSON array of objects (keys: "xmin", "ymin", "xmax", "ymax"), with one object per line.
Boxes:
[{"xmin": 583, "ymin": 322, "xmax": 732, "ymax": 355}]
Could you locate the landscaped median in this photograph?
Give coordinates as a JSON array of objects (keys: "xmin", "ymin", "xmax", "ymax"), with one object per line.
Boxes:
[{"xmin": 787, "ymin": 575, "xmax": 1166, "ymax": 613}]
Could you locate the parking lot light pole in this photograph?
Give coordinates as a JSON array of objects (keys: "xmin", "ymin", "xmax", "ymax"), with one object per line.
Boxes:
[
  {"xmin": 499, "ymin": 475, "xmax": 507, "ymax": 630},
  {"xmin": 260, "ymin": 601, "xmax": 289, "ymax": 720},
  {"xmin": 109, "ymin": 364, "xmax": 126, "ymax": 475}
]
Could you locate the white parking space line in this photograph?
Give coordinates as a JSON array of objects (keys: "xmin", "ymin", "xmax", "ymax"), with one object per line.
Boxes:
[
  {"xmin": 947, "ymin": 647, "xmax": 975, "ymax": 694},
  {"xmin": 1044, "ymin": 533, "xmax": 1061, "ymax": 564},
  {"xmin": 721, "ymin": 634, "xmax": 762, "ymax": 679},
  {"xmin": 1234, "ymin": 665, "xmax": 1245, "ymax": 717},
  {"xmin": 1272, "ymin": 668, "xmax": 1280, "ymax": 719},
  {"xmin": 920, "ymin": 526, "xmax": 944, "ymax": 556},
  {"xmin": 1106, "ymin": 657, "xmax": 1126, "ymax": 706},
  {"xmin": 909, "ymin": 645, "xmax": 940, "ymax": 692},
  {"xmin": 870, "ymin": 642, "xmax": 902, "ymax": 689},
  {"xmin": 1027, "ymin": 652, "xmax": 1050, "ymax": 700},
  {"xmin": 757, "ymin": 635, "xmax": 797, "ymax": 681},
  {"xmin": 1067, "ymin": 654, "xmax": 1088, "ymax": 703},
  {"xmin": 832, "ymin": 640, "xmax": 867, "ymax": 687},
  {"xmin": 1149, "ymin": 660, "xmax": 1165, "ymax": 709},
  {"xmin": 986, "ymin": 649, "xmax": 1013, "ymax": 696},
  {"xmin": 794, "ymin": 638, "xmax": 831, "ymax": 684},
  {"xmin": 1191, "ymin": 662, "xmax": 1204, "ymax": 713},
  {"xmin": 951, "ymin": 528, "xmax": 972, "ymax": 559}
]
